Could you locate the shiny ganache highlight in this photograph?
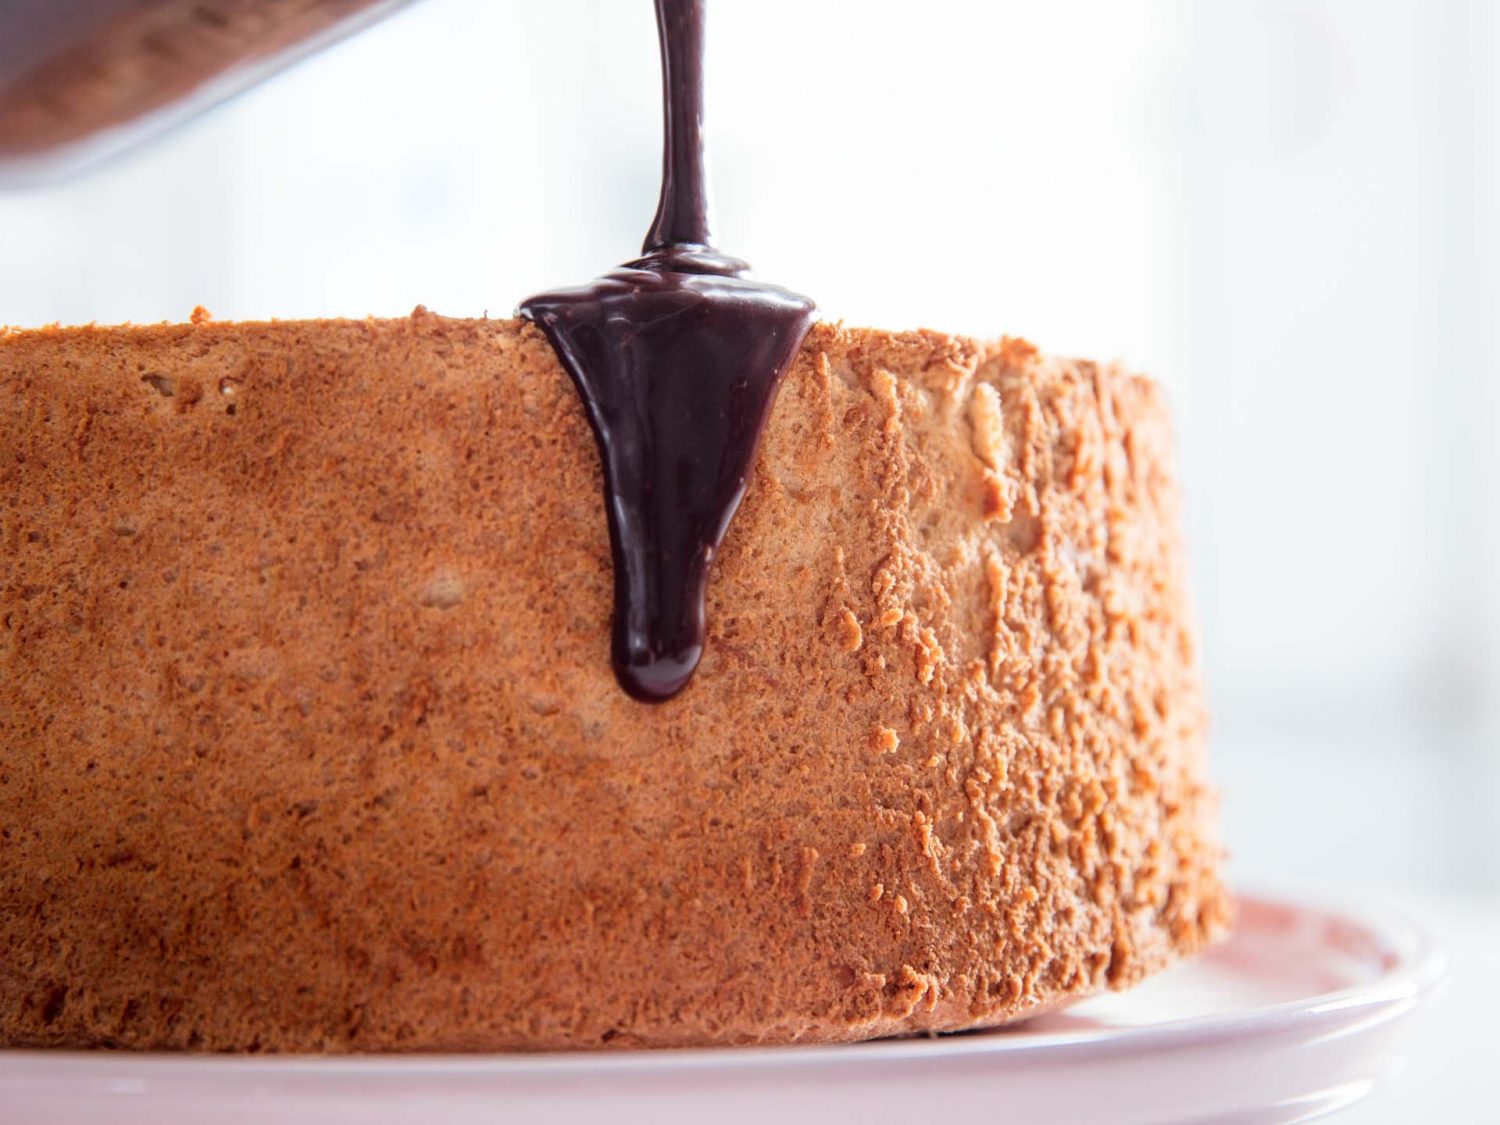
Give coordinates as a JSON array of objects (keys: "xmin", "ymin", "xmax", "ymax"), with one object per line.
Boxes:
[{"xmin": 520, "ymin": 0, "xmax": 815, "ymax": 702}]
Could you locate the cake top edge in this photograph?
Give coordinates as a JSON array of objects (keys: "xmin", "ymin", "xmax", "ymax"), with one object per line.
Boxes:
[
  {"xmin": 0, "ymin": 305, "xmax": 1118, "ymax": 374},
  {"xmin": 0, "ymin": 309, "xmax": 1167, "ymax": 402}
]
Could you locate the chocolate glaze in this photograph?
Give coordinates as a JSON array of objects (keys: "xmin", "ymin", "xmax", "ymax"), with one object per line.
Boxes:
[{"xmin": 521, "ymin": 0, "xmax": 815, "ymax": 702}]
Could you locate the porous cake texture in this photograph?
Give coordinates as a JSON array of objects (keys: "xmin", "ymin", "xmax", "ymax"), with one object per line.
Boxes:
[{"xmin": 0, "ymin": 311, "xmax": 1229, "ymax": 1051}]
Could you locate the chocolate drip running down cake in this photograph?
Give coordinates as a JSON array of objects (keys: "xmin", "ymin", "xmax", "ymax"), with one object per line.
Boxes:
[{"xmin": 0, "ymin": 312, "xmax": 1229, "ymax": 1050}]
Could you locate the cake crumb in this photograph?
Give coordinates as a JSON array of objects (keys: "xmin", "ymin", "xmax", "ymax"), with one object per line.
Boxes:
[
  {"xmin": 834, "ymin": 608, "xmax": 863, "ymax": 652},
  {"xmin": 418, "ymin": 572, "xmax": 465, "ymax": 610}
]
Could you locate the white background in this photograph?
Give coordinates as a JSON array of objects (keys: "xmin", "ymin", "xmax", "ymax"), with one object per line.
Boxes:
[{"xmin": 1, "ymin": 2, "xmax": 1496, "ymax": 1119}]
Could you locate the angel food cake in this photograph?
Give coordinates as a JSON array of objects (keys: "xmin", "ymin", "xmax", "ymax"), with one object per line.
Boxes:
[{"xmin": 0, "ymin": 312, "xmax": 1229, "ymax": 1051}]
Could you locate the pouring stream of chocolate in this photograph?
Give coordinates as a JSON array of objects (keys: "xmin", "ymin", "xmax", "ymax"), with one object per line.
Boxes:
[{"xmin": 520, "ymin": 0, "xmax": 815, "ymax": 702}]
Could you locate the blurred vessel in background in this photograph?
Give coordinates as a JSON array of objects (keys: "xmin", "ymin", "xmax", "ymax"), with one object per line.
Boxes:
[{"xmin": 0, "ymin": 0, "xmax": 409, "ymax": 185}]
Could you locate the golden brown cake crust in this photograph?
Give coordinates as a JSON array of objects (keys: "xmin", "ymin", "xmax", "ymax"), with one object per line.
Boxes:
[{"xmin": 0, "ymin": 311, "xmax": 1229, "ymax": 1051}]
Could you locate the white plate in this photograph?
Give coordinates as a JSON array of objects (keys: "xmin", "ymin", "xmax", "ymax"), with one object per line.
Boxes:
[{"xmin": 0, "ymin": 894, "xmax": 1444, "ymax": 1125}]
